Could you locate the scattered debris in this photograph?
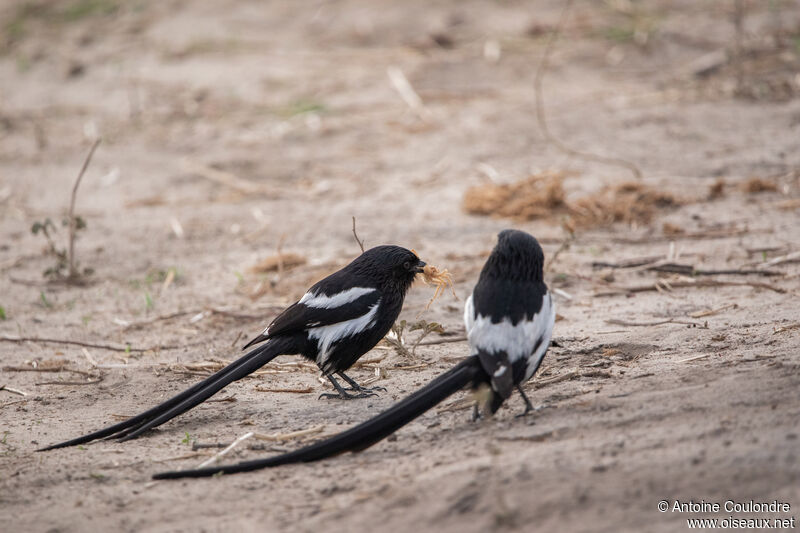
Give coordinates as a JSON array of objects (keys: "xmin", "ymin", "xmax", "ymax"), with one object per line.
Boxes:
[
  {"xmin": 462, "ymin": 172, "xmax": 566, "ymax": 220},
  {"xmin": 463, "ymin": 175, "xmax": 680, "ymax": 229},
  {"xmin": 741, "ymin": 177, "xmax": 778, "ymax": 193},
  {"xmin": 249, "ymin": 253, "xmax": 307, "ymax": 274}
]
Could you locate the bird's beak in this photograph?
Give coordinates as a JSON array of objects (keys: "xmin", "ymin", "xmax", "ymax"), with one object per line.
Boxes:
[{"xmin": 413, "ymin": 260, "xmax": 426, "ymax": 274}]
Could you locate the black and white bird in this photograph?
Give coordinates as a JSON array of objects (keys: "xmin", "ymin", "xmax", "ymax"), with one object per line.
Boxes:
[
  {"xmin": 40, "ymin": 245, "xmax": 426, "ymax": 451},
  {"xmin": 152, "ymin": 229, "xmax": 555, "ymax": 479}
]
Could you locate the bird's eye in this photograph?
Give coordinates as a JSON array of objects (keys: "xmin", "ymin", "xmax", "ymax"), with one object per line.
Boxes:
[{"xmin": 403, "ymin": 261, "xmax": 411, "ymax": 270}]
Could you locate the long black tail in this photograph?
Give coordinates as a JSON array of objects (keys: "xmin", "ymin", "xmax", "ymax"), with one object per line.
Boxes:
[
  {"xmin": 153, "ymin": 356, "xmax": 485, "ymax": 479},
  {"xmin": 39, "ymin": 339, "xmax": 290, "ymax": 451}
]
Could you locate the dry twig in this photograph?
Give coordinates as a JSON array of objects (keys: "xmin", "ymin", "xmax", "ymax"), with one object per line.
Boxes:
[
  {"xmin": 68, "ymin": 138, "xmax": 100, "ymax": 281},
  {"xmin": 254, "ymin": 386, "xmax": 313, "ymax": 394},
  {"xmin": 606, "ymin": 318, "xmax": 703, "ymax": 327},
  {"xmin": 0, "ymin": 334, "xmax": 183, "ymax": 353},
  {"xmin": 595, "ymin": 278, "xmax": 785, "ymax": 296},
  {"xmin": 196, "ymin": 432, "xmax": 255, "ymax": 468},
  {"xmin": 534, "ymin": 0, "xmax": 641, "ymax": 180},
  {"xmin": 0, "ymin": 384, "xmax": 28, "ymax": 396},
  {"xmin": 352, "ymin": 216, "xmax": 365, "ymax": 253},
  {"xmin": 253, "ymin": 425, "xmax": 325, "ymax": 442}
]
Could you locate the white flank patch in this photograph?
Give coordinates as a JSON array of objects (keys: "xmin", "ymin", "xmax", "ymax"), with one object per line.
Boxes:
[
  {"xmin": 463, "ymin": 294, "xmax": 475, "ymax": 335},
  {"xmin": 299, "ymin": 287, "xmax": 376, "ymax": 309},
  {"xmin": 308, "ymin": 300, "xmax": 381, "ymax": 366},
  {"xmin": 466, "ymin": 292, "xmax": 555, "ymax": 382}
]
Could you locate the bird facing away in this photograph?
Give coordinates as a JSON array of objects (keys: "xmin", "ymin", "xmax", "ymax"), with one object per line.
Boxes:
[
  {"xmin": 152, "ymin": 229, "xmax": 555, "ymax": 479},
  {"xmin": 40, "ymin": 245, "xmax": 426, "ymax": 451}
]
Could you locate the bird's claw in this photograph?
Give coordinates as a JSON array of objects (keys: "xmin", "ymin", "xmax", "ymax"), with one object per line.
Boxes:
[{"xmin": 347, "ymin": 384, "xmax": 386, "ymax": 393}]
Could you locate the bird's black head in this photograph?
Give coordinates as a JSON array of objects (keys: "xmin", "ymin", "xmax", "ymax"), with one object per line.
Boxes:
[
  {"xmin": 480, "ymin": 229, "xmax": 544, "ymax": 282},
  {"xmin": 349, "ymin": 245, "xmax": 426, "ymax": 291}
]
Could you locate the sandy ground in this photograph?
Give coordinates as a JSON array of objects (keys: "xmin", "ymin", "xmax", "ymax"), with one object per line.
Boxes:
[{"xmin": 2, "ymin": 1, "xmax": 800, "ymax": 531}]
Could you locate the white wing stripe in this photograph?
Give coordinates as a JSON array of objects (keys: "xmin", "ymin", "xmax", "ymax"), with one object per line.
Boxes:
[
  {"xmin": 309, "ymin": 301, "xmax": 381, "ymax": 365},
  {"xmin": 299, "ymin": 287, "xmax": 376, "ymax": 309}
]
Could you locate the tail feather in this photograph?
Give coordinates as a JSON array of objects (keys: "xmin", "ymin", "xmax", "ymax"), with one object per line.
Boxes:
[
  {"xmin": 38, "ymin": 341, "xmax": 287, "ymax": 451},
  {"xmin": 152, "ymin": 356, "xmax": 484, "ymax": 479}
]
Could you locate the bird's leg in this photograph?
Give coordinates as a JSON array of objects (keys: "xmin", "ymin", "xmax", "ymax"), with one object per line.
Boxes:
[
  {"xmin": 471, "ymin": 403, "xmax": 482, "ymax": 422},
  {"xmin": 318, "ymin": 375, "xmax": 378, "ymax": 400},
  {"xmin": 515, "ymin": 385, "xmax": 535, "ymax": 418},
  {"xmin": 337, "ymin": 371, "xmax": 387, "ymax": 393}
]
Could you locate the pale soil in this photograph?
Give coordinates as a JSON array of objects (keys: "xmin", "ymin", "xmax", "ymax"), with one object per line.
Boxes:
[{"xmin": 1, "ymin": 1, "xmax": 799, "ymax": 532}]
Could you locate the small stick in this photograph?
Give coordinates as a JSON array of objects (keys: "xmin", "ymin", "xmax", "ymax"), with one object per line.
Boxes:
[
  {"xmin": 182, "ymin": 159, "xmax": 274, "ymax": 195},
  {"xmin": 773, "ymin": 323, "xmax": 800, "ymax": 334},
  {"xmin": 82, "ymin": 347, "xmax": 98, "ymax": 367},
  {"xmin": 594, "ymin": 279, "xmax": 785, "ymax": 296},
  {"xmin": 387, "ymin": 66, "xmax": 424, "ymax": 112},
  {"xmin": 35, "ymin": 378, "xmax": 103, "ymax": 386},
  {"xmin": 3, "ymin": 365, "xmax": 95, "ymax": 376},
  {"xmin": 206, "ymin": 395, "xmax": 236, "ymax": 403},
  {"xmin": 0, "ymin": 334, "xmax": 181, "ymax": 353},
  {"xmin": 196, "ymin": 432, "xmax": 255, "ymax": 468},
  {"xmin": 606, "ymin": 318, "xmax": 703, "ymax": 327},
  {"xmin": 534, "ymin": 0, "xmax": 641, "ymax": 180},
  {"xmin": 759, "ymin": 250, "xmax": 800, "ymax": 269},
  {"xmin": 68, "ymin": 138, "xmax": 101, "ymax": 280},
  {"xmin": 0, "ymin": 399, "xmax": 29, "ymax": 409},
  {"xmin": 254, "ymin": 386, "xmax": 313, "ymax": 394},
  {"xmin": 352, "ymin": 216, "xmax": 365, "ymax": 253},
  {"xmin": 153, "ymin": 451, "xmax": 212, "ymax": 463},
  {"xmin": 436, "ymin": 398, "xmax": 475, "ymax": 414},
  {"xmin": 0, "ymin": 384, "xmax": 28, "ymax": 396},
  {"xmin": 534, "ymin": 370, "xmax": 579, "ymax": 386},
  {"xmin": 417, "ymin": 335, "xmax": 467, "ymax": 346},
  {"xmin": 677, "ymin": 354, "xmax": 711, "ymax": 363},
  {"xmin": 253, "ymin": 425, "xmax": 325, "ymax": 442},
  {"xmin": 688, "ymin": 303, "xmax": 737, "ymax": 318}
]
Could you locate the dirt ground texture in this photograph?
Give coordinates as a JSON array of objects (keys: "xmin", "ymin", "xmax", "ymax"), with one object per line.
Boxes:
[{"xmin": 2, "ymin": 0, "xmax": 800, "ymax": 531}]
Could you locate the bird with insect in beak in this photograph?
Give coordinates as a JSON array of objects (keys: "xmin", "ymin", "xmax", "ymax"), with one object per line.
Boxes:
[
  {"xmin": 40, "ymin": 245, "xmax": 426, "ymax": 450},
  {"xmin": 151, "ymin": 229, "xmax": 555, "ymax": 479}
]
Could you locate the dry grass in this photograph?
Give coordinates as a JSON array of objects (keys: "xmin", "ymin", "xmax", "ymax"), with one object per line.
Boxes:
[
  {"xmin": 463, "ymin": 172, "xmax": 567, "ymax": 220},
  {"xmin": 569, "ymin": 182, "xmax": 678, "ymax": 228},
  {"xmin": 463, "ymin": 174, "xmax": 680, "ymax": 229},
  {"xmin": 741, "ymin": 177, "xmax": 778, "ymax": 193},
  {"xmin": 249, "ymin": 253, "xmax": 307, "ymax": 273}
]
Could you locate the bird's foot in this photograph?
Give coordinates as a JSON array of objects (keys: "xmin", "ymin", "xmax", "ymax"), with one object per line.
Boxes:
[
  {"xmin": 345, "ymin": 384, "xmax": 387, "ymax": 394},
  {"xmin": 318, "ymin": 390, "xmax": 379, "ymax": 400},
  {"xmin": 471, "ymin": 404, "xmax": 482, "ymax": 422},
  {"xmin": 515, "ymin": 404, "xmax": 545, "ymax": 418}
]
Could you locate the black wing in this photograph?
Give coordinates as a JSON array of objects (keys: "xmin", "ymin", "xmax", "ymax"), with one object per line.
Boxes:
[{"xmin": 243, "ymin": 283, "xmax": 380, "ymax": 349}]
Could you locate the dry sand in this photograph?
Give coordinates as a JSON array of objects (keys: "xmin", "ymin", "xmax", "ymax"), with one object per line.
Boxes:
[{"xmin": 1, "ymin": 1, "xmax": 799, "ymax": 531}]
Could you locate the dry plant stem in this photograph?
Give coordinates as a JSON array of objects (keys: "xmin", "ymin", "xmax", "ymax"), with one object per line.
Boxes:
[
  {"xmin": 0, "ymin": 334, "xmax": 183, "ymax": 353},
  {"xmin": 0, "ymin": 384, "xmax": 28, "ymax": 396},
  {"xmin": 760, "ymin": 250, "xmax": 800, "ymax": 269},
  {"xmin": 606, "ymin": 318, "xmax": 703, "ymax": 327},
  {"xmin": 535, "ymin": 0, "xmax": 642, "ymax": 180},
  {"xmin": 417, "ymin": 335, "xmax": 467, "ymax": 346},
  {"xmin": 253, "ymin": 425, "xmax": 325, "ymax": 442},
  {"xmin": 182, "ymin": 160, "xmax": 274, "ymax": 195},
  {"xmin": 351, "ymin": 216, "xmax": 365, "ymax": 253},
  {"xmin": 197, "ymin": 432, "xmax": 255, "ymax": 468},
  {"xmin": 595, "ymin": 278, "xmax": 785, "ymax": 296},
  {"xmin": 68, "ymin": 138, "xmax": 100, "ymax": 280},
  {"xmin": 35, "ymin": 378, "xmax": 103, "ymax": 386},
  {"xmin": 677, "ymin": 354, "xmax": 712, "ymax": 364},
  {"xmin": 3, "ymin": 365, "xmax": 96, "ymax": 377},
  {"xmin": 254, "ymin": 386, "xmax": 313, "ymax": 394}
]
